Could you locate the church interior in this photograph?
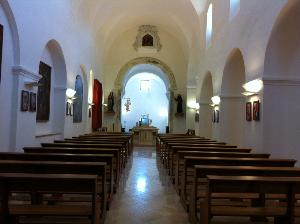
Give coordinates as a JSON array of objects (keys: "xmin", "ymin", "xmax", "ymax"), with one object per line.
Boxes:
[{"xmin": 0, "ymin": 0, "xmax": 300, "ymax": 223}]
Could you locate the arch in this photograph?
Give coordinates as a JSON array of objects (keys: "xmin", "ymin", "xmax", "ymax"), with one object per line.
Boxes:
[
  {"xmin": 142, "ymin": 34, "xmax": 154, "ymax": 47},
  {"xmin": 0, "ymin": 0, "xmax": 20, "ymax": 64},
  {"xmin": 198, "ymin": 71, "xmax": 213, "ymax": 138},
  {"xmin": 220, "ymin": 48, "xmax": 246, "ymax": 146},
  {"xmin": 114, "ymin": 57, "xmax": 177, "ymax": 91},
  {"xmin": 262, "ymin": 0, "xmax": 300, "ymax": 160},
  {"xmin": 264, "ymin": 0, "xmax": 300, "ymax": 78}
]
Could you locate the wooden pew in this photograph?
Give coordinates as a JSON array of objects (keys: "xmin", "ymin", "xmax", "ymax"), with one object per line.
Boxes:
[
  {"xmin": 40, "ymin": 142, "xmax": 127, "ymax": 168},
  {"xmin": 163, "ymin": 143, "xmax": 237, "ymax": 167},
  {"xmin": 174, "ymin": 151, "xmax": 270, "ymax": 193},
  {"xmin": 0, "ymin": 173, "xmax": 100, "ymax": 224},
  {"xmin": 167, "ymin": 146, "xmax": 251, "ymax": 177},
  {"xmin": 0, "ymin": 152, "xmax": 115, "ymax": 207},
  {"xmin": 189, "ymin": 165, "xmax": 300, "ymax": 223},
  {"xmin": 200, "ymin": 175, "xmax": 300, "ymax": 224},
  {"xmin": 0, "ymin": 160, "xmax": 107, "ymax": 224},
  {"xmin": 181, "ymin": 156, "xmax": 297, "ymax": 211},
  {"xmin": 23, "ymin": 147, "xmax": 121, "ymax": 192}
]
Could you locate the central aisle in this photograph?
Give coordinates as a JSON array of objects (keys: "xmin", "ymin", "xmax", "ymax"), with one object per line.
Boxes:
[{"xmin": 105, "ymin": 146, "xmax": 189, "ymax": 224}]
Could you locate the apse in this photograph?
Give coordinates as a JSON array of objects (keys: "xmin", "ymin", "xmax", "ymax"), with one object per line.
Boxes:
[{"xmin": 121, "ymin": 72, "xmax": 169, "ymax": 133}]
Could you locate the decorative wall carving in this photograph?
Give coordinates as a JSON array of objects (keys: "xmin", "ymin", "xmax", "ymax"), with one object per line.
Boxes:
[{"xmin": 133, "ymin": 25, "xmax": 162, "ymax": 52}]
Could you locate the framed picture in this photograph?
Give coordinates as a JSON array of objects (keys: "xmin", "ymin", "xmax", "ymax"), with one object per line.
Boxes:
[
  {"xmin": 21, "ymin": 90, "xmax": 29, "ymax": 111},
  {"xmin": 212, "ymin": 110, "xmax": 215, "ymax": 123},
  {"xmin": 215, "ymin": 110, "xmax": 219, "ymax": 123},
  {"xmin": 29, "ymin": 92, "xmax": 36, "ymax": 112},
  {"xmin": 195, "ymin": 112, "xmax": 199, "ymax": 122},
  {"xmin": 246, "ymin": 102, "xmax": 252, "ymax": 121},
  {"xmin": 253, "ymin": 101, "xmax": 260, "ymax": 121}
]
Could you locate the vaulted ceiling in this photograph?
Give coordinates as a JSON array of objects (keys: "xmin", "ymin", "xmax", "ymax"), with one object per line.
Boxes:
[{"xmin": 72, "ymin": 0, "xmax": 207, "ymax": 58}]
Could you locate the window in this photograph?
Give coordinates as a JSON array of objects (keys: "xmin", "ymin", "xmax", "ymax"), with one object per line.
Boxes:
[
  {"xmin": 206, "ymin": 3, "xmax": 213, "ymax": 47},
  {"xmin": 230, "ymin": 0, "xmax": 240, "ymax": 20},
  {"xmin": 140, "ymin": 80, "xmax": 150, "ymax": 91},
  {"xmin": 142, "ymin": 34, "xmax": 154, "ymax": 47}
]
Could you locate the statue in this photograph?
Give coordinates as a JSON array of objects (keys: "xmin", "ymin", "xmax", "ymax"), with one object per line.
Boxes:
[
  {"xmin": 107, "ymin": 91, "xmax": 114, "ymax": 112},
  {"xmin": 175, "ymin": 94, "xmax": 183, "ymax": 113}
]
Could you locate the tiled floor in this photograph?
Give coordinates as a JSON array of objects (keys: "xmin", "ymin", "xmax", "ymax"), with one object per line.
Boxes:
[
  {"xmin": 105, "ymin": 147, "xmax": 298, "ymax": 224},
  {"xmin": 105, "ymin": 146, "xmax": 189, "ymax": 224}
]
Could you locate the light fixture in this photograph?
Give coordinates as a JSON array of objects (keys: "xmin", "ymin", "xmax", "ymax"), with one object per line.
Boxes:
[
  {"xmin": 242, "ymin": 79, "xmax": 263, "ymax": 96},
  {"xmin": 187, "ymin": 101, "xmax": 200, "ymax": 110},
  {"xmin": 66, "ymin": 88, "xmax": 76, "ymax": 103},
  {"xmin": 211, "ymin": 96, "xmax": 221, "ymax": 106}
]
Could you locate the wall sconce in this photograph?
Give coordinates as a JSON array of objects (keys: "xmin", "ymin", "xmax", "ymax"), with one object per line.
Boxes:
[
  {"xmin": 187, "ymin": 101, "xmax": 200, "ymax": 110},
  {"xmin": 210, "ymin": 95, "xmax": 221, "ymax": 107},
  {"xmin": 66, "ymin": 88, "xmax": 76, "ymax": 103},
  {"xmin": 242, "ymin": 79, "xmax": 263, "ymax": 96}
]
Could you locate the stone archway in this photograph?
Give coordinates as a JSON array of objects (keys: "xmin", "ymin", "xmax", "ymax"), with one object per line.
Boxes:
[{"xmin": 113, "ymin": 57, "xmax": 177, "ymax": 132}]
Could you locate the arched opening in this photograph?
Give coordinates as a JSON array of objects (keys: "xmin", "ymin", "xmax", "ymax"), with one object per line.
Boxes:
[
  {"xmin": 142, "ymin": 34, "xmax": 154, "ymax": 47},
  {"xmin": 36, "ymin": 40, "xmax": 67, "ymax": 138},
  {"xmin": 220, "ymin": 49, "xmax": 246, "ymax": 146},
  {"xmin": 113, "ymin": 57, "xmax": 177, "ymax": 133},
  {"xmin": 263, "ymin": 0, "xmax": 300, "ymax": 159},
  {"xmin": 198, "ymin": 72, "xmax": 213, "ymax": 138},
  {"xmin": 121, "ymin": 70, "xmax": 169, "ymax": 133},
  {"xmin": 0, "ymin": 1, "xmax": 20, "ymax": 150}
]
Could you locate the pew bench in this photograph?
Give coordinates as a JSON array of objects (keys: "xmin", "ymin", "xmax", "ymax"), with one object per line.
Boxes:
[
  {"xmin": 189, "ymin": 165, "xmax": 300, "ymax": 223},
  {"xmin": 199, "ymin": 175, "xmax": 300, "ymax": 224},
  {"xmin": 23, "ymin": 147, "xmax": 121, "ymax": 193},
  {"xmin": 0, "ymin": 173, "xmax": 101, "ymax": 224},
  {"xmin": 181, "ymin": 156, "xmax": 297, "ymax": 211},
  {"xmin": 174, "ymin": 151, "xmax": 270, "ymax": 193}
]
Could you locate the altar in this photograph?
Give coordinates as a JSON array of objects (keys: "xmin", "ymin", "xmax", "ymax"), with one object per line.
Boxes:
[{"xmin": 132, "ymin": 126, "xmax": 158, "ymax": 145}]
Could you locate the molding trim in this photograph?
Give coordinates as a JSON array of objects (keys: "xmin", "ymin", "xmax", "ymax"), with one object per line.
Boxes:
[
  {"xmin": 12, "ymin": 65, "xmax": 42, "ymax": 82},
  {"xmin": 263, "ymin": 77, "xmax": 300, "ymax": 86}
]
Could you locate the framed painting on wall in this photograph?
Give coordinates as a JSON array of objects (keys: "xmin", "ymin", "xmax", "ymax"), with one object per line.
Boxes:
[
  {"xmin": 0, "ymin": 24, "xmax": 3, "ymax": 83},
  {"xmin": 21, "ymin": 90, "xmax": 29, "ymax": 111},
  {"xmin": 253, "ymin": 101, "xmax": 260, "ymax": 121},
  {"xmin": 246, "ymin": 102, "xmax": 252, "ymax": 121},
  {"xmin": 215, "ymin": 110, "xmax": 219, "ymax": 123},
  {"xmin": 29, "ymin": 92, "xmax": 36, "ymax": 112}
]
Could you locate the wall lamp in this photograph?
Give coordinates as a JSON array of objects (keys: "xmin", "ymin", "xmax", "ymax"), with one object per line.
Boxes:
[
  {"xmin": 210, "ymin": 95, "xmax": 221, "ymax": 107},
  {"xmin": 242, "ymin": 79, "xmax": 263, "ymax": 96},
  {"xmin": 66, "ymin": 88, "xmax": 76, "ymax": 103}
]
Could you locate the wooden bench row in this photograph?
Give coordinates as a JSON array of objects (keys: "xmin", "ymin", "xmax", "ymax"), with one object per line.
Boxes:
[{"xmin": 156, "ymin": 134, "xmax": 300, "ymax": 224}]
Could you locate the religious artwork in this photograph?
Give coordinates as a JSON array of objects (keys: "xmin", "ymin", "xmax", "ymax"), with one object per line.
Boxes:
[
  {"xmin": 92, "ymin": 79, "xmax": 103, "ymax": 131},
  {"xmin": 73, "ymin": 75, "xmax": 83, "ymax": 123},
  {"xmin": 195, "ymin": 112, "xmax": 199, "ymax": 122},
  {"xmin": 36, "ymin": 61, "xmax": 51, "ymax": 121},
  {"xmin": 174, "ymin": 94, "xmax": 183, "ymax": 114},
  {"xmin": 29, "ymin": 92, "xmax": 36, "ymax": 112},
  {"xmin": 253, "ymin": 101, "xmax": 260, "ymax": 121},
  {"xmin": 107, "ymin": 91, "xmax": 114, "ymax": 112},
  {"xmin": 246, "ymin": 102, "xmax": 252, "ymax": 121},
  {"xmin": 0, "ymin": 24, "xmax": 3, "ymax": 83},
  {"xmin": 21, "ymin": 90, "xmax": 29, "ymax": 111},
  {"xmin": 124, "ymin": 98, "xmax": 131, "ymax": 112},
  {"xmin": 215, "ymin": 110, "xmax": 219, "ymax": 123}
]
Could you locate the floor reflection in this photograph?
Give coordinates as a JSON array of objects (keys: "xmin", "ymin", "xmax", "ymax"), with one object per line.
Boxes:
[{"xmin": 105, "ymin": 146, "xmax": 189, "ymax": 224}]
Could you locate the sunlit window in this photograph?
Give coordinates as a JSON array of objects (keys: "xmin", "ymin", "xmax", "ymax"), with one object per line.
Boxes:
[
  {"xmin": 140, "ymin": 80, "xmax": 150, "ymax": 91},
  {"xmin": 230, "ymin": 0, "xmax": 240, "ymax": 20},
  {"xmin": 206, "ymin": 3, "xmax": 213, "ymax": 47}
]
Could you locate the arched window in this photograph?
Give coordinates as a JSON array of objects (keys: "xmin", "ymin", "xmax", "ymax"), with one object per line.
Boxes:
[
  {"xmin": 142, "ymin": 34, "xmax": 154, "ymax": 47},
  {"xmin": 230, "ymin": 0, "xmax": 240, "ymax": 20},
  {"xmin": 206, "ymin": 3, "xmax": 213, "ymax": 47}
]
